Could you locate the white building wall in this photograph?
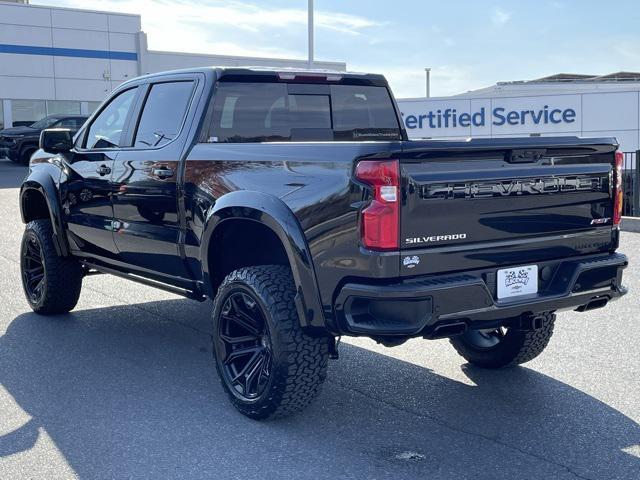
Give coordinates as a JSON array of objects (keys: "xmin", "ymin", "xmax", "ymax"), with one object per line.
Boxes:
[
  {"xmin": 0, "ymin": 2, "xmax": 140, "ymax": 114},
  {"xmin": 398, "ymin": 87, "xmax": 640, "ymax": 153},
  {"xmin": 0, "ymin": 1, "xmax": 346, "ymax": 128}
]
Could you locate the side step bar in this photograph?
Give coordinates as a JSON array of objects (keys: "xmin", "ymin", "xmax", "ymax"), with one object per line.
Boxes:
[{"xmin": 81, "ymin": 261, "xmax": 207, "ymax": 301}]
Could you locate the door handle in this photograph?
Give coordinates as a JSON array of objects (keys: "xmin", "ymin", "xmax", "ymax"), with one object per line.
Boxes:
[
  {"xmin": 96, "ymin": 165, "xmax": 111, "ymax": 176},
  {"xmin": 152, "ymin": 166, "xmax": 175, "ymax": 179}
]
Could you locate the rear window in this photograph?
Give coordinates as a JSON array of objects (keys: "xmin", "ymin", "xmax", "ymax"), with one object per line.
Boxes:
[{"xmin": 209, "ymin": 82, "xmax": 401, "ymax": 142}]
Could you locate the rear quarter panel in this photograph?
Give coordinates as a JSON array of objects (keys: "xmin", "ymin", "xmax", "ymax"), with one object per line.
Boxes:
[{"xmin": 183, "ymin": 141, "xmax": 400, "ymax": 326}]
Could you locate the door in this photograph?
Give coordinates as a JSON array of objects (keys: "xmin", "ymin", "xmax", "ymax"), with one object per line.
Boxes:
[
  {"xmin": 111, "ymin": 79, "xmax": 197, "ymax": 280},
  {"xmin": 63, "ymin": 87, "xmax": 138, "ymax": 260}
]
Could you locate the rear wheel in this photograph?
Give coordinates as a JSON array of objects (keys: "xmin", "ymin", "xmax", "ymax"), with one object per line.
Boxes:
[
  {"xmin": 449, "ymin": 313, "xmax": 555, "ymax": 368},
  {"xmin": 212, "ymin": 265, "xmax": 329, "ymax": 419},
  {"xmin": 20, "ymin": 219, "xmax": 83, "ymax": 314}
]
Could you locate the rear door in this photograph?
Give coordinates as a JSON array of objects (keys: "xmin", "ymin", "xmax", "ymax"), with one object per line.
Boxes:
[{"xmin": 110, "ymin": 76, "xmax": 199, "ymax": 280}]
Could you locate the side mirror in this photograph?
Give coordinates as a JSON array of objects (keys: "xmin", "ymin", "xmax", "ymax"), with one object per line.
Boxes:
[{"xmin": 40, "ymin": 128, "xmax": 73, "ymax": 154}]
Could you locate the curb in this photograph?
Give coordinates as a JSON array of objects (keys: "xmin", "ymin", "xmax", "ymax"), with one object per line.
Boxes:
[{"xmin": 621, "ymin": 216, "xmax": 640, "ymax": 233}]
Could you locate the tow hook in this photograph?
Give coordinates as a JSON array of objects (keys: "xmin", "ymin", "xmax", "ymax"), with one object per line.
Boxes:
[{"xmin": 516, "ymin": 314, "xmax": 546, "ymax": 331}]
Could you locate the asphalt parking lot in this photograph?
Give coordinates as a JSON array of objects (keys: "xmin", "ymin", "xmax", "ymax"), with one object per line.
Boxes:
[{"xmin": 0, "ymin": 158, "xmax": 638, "ymax": 480}]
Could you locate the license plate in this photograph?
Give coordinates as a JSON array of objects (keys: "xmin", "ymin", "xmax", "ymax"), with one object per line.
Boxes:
[{"xmin": 497, "ymin": 265, "xmax": 538, "ymax": 299}]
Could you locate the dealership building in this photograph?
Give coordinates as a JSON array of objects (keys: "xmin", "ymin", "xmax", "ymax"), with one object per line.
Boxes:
[
  {"xmin": 0, "ymin": 0, "xmax": 346, "ymax": 129},
  {"xmin": 3, "ymin": 0, "xmax": 640, "ymax": 158},
  {"xmin": 397, "ymin": 72, "xmax": 640, "ymax": 154}
]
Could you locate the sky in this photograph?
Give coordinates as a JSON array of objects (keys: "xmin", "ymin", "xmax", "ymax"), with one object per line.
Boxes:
[{"xmin": 34, "ymin": 0, "xmax": 640, "ymax": 98}]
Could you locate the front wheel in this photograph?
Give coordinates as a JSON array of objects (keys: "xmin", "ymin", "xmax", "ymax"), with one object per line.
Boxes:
[
  {"xmin": 20, "ymin": 146, "xmax": 37, "ymax": 164},
  {"xmin": 20, "ymin": 219, "xmax": 83, "ymax": 314},
  {"xmin": 212, "ymin": 265, "xmax": 329, "ymax": 420},
  {"xmin": 449, "ymin": 313, "xmax": 555, "ymax": 368}
]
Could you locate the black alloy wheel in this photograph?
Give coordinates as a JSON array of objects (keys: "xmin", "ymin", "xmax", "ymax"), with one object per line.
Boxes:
[
  {"xmin": 211, "ymin": 265, "xmax": 329, "ymax": 419},
  {"xmin": 216, "ymin": 290, "xmax": 273, "ymax": 401},
  {"xmin": 21, "ymin": 235, "xmax": 46, "ymax": 304},
  {"xmin": 20, "ymin": 219, "xmax": 83, "ymax": 314},
  {"xmin": 20, "ymin": 147, "xmax": 37, "ymax": 164}
]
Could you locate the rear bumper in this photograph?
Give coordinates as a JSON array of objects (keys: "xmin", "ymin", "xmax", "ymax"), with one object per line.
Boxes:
[{"xmin": 334, "ymin": 252, "xmax": 628, "ymax": 337}]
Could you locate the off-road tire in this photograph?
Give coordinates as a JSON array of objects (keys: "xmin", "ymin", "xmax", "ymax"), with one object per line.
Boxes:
[
  {"xmin": 20, "ymin": 219, "xmax": 83, "ymax": 314},
  {"xmin": 212, "ymin": 265, "xmax": 329, "ymax": 420},
  {"xmin": 449, "ymin": 313, "xmax": 556, "ymax": 368}
]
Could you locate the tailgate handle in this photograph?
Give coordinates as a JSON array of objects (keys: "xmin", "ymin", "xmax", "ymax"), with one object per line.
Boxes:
[{"xmin": 508, "ymin": 149, "xmax": 546, "ymax": 163}]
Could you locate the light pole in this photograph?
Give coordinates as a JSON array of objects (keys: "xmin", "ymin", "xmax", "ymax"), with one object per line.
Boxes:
[
  {"xmin": 425, "ymin": 68, "xmax": 431, "ymax": 98},
  {"xmin": 308, "ymin": 0, "xmax": 314, "ymax": 68}
]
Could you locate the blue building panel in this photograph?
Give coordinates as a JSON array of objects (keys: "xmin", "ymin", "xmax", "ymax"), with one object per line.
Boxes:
[{"xmin": 0, "ymin": 44, "xmax": 137, "ymax": 61}]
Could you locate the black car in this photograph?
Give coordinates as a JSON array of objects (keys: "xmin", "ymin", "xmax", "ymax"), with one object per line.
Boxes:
[
  {"xmin": 18, "ymin": 67, "xmax": 628, "ymax": 419},
  {"xmin": 0, "ymin": 114, "xmax": 88, "ymax": 164}
]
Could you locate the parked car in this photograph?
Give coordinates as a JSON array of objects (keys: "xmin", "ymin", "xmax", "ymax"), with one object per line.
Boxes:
[
  {"xmin": 18, "ymin": 67, "xmax": 628, "ymax": 419},
  {"xmin": 0, "ymin": 114, "xmax": 88, "ymax": 164}
]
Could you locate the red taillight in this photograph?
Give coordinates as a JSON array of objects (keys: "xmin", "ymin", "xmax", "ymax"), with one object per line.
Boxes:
[
  {"xmin": 355, "ymin": 160, "xmax": 400, "ymax": 250},
  {"xmin": 614, "ymin": 150, "xmax": 624, "ymax": 226}
]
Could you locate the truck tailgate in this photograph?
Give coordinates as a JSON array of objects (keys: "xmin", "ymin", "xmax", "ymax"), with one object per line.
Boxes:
[{"xmin": 399, "ymin": 138, "xmax": 618, "ymax": 276}]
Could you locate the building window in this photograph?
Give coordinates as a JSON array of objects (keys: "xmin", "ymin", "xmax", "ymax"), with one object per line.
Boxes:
[
  {"xmin": 11, "ymin": 100, "xmax": 46, "ymax": 127},
  {"xmin": 46, "ymin": 100, "xmax": 81, "ymax": 115},
  {"xmin": 88, "ymin": 101, "xmax": 102, "ymax": 114},
  {"xmin": 0, "ymin": 101, "xmax": 3, "ymax": 130},
  {"xmin": 10, "ymin": 100, "xmax": 82, "ymax": 127}
]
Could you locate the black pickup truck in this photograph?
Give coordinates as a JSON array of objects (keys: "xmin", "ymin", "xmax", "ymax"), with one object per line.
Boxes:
[{"xmin": 19, "ymin": 67, "xmax": 628, "ymax": 419}]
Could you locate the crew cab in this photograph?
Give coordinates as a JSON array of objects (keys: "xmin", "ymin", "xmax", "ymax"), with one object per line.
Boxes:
[
  {"xmin": 18, "ymin": 67, "xmax": 628, "ymax": 419},
  {"xmin": 0, "ymin": 114, "xmax": 88, "ymax": 164}
]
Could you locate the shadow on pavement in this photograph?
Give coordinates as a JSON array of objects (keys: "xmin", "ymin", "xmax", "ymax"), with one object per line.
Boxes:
[
  {"xmin": 1, "ymin": 299, "xmax": 639, "ymax": 479},
  {"xmin": 0, "ymin": 159, "xmax": 27, "ymax": 190}
]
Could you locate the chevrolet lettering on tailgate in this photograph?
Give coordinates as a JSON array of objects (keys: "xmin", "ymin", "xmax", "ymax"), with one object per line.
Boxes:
[{"xmin": 420, "ymin": 175, "xmax": 606, "ymax": 200}]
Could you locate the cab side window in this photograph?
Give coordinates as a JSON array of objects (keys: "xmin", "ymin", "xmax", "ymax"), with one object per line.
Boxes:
[
  {"xmin": 134, "ymin": 81, "xmax": 194, "ymax": 148},
  {"xmin": 85, "ymin": 88, "xmax": 138, "ymax": 149}
]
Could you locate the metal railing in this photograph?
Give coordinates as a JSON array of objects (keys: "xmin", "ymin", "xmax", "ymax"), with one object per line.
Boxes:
[{"xmin": 622, "ymin": 151, "xmax": 639, "ymax": 217}]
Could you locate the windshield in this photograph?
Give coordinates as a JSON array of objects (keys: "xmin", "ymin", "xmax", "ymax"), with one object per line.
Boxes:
[{"xmin": 30, "ymin": 117, "xmax": 60, "ymax": 130}]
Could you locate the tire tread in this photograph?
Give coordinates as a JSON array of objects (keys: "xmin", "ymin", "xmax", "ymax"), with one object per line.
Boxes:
[
  {"xmin": 212, "ymin": 265, "xmax": 328, "ymax": 419},
  {"xmin": 21, "ymin": 219, "xmax": 82, "ymax": 314},
  {"xmin": 449, "ymin": 313, "xmax": 555, "ymax": 368}
]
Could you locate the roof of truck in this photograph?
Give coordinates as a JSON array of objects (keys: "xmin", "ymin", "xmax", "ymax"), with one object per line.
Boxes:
[{"xmin": 128, "ymin": 66, "xmax": 389, "ymax": 87}]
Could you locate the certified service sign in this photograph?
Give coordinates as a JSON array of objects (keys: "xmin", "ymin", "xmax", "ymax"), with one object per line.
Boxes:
[{"xmin": 398, "ymin": 95, "xmax": 582, "ymax": 138}]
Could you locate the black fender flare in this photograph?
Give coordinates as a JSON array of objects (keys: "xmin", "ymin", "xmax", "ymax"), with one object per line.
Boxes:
[
  {"xmin": 201, "ymin": 190, "xmax": 326, "ymax": 331},
  {"xmin": 20, "ymin": 169, "xmax": 69, "ymax": 256}
]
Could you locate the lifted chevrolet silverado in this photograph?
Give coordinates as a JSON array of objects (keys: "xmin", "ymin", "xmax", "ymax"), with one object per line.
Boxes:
[{"xmin": 19, "ymin": 67, "xmax": 628, "ymax": 419}]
